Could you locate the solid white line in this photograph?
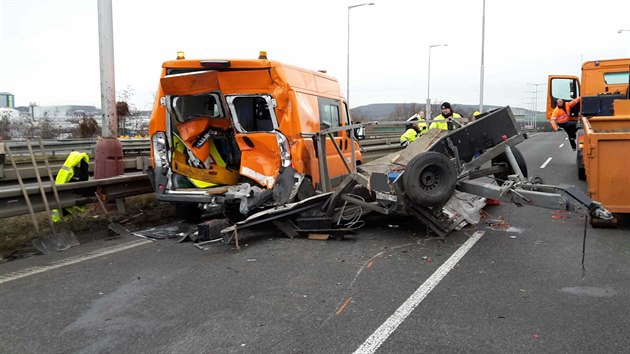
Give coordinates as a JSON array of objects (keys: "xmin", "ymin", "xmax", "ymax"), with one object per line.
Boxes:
[
  {"xmin": 559, "ymin": 143, "xmax": 564, "ymax": 148},
  {"xmin": 353, "ymin": 231, "xmax": 485, "ymax": 354},
  {"xmin": 0, "ymin": 240, "xmax": 153, "ymax": 285},
  {"xmin": 540, "ymin": 157, "xmax": 553, "ymax": 169}
]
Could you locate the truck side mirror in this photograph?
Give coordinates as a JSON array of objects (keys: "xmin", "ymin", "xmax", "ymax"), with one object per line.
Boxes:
[{"xmin": 354, "ymin": 126, "xmax": 366, "ymax": 140}]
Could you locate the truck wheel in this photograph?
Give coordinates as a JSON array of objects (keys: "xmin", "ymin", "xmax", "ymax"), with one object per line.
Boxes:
[
  {"xmin": 492, "ymin": 147, "xmax": 528, "ymax": 185},
  {"xmin": 403, "ymin": 152, "xmax": 456, "ymax": 208},
  {"xmin": 175, "ymin": 202, "xmax": 204, "ymax": 223}
]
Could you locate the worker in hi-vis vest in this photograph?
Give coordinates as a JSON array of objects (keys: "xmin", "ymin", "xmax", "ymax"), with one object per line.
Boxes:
[
  {"xmin": 400, "ymin": 111, "xmax": 428, "ymax": 147},
  {"xmin": 429, "ymin": 102, "xmax": 463, "ymax": 131},
  {"xmin": 550, "ymin": 97, "xmax": 581, "ymax": 151},
  {"xmin": 52, "ymin": 151, "xmax": 90, "ymax": 222}
]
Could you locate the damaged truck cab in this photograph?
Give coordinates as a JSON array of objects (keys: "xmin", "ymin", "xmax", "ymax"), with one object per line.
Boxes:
[{"xmin": 148, "ymin": 52, "xmax": 362, "ymax": 220}]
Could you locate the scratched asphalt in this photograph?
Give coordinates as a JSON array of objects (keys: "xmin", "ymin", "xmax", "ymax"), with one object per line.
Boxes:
[{"xmin": 1, "ymin": 133, "xmax": 629, "ymax": 353}]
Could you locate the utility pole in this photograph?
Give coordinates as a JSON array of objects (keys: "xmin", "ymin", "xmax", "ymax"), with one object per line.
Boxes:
[
  {"xmin": 95, "ymin": 0, "xmax": 123, "ymax": 179},
  {"xmin": 426, "ymin": 44, "xmax": 448, "ymax": 118}
]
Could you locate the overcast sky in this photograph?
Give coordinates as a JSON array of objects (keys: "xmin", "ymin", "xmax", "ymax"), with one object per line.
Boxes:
[{"xmin": 1, "ymin": 0, "xmax": 630, "ymax": 113}]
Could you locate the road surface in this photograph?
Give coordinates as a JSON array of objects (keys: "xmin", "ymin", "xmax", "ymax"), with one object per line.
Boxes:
[{"xmin": 1, "ymin": 132, "xmax": 629, "ymax": 353}]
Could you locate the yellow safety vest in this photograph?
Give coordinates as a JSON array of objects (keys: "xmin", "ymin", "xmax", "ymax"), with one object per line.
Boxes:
[
  {"xmin": 172, "ymin": 135, "xmax": 230, "ymax": 188},
  {"xmin": 400, "ymin": 128, "xmax": 419, "ymax": 145},
  {"xmin": 429, "ymin": 113, "xmax": 463, "ymax": 131},
  {"xmin": 52, "ymin": 151, "xmax": 90, "ymax": 222}
]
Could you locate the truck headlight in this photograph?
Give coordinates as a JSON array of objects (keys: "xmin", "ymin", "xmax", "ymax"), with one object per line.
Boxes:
[
  {"xmin": 152, "ymin": 131, "xmax": 168, "ymax": 167},
  {"xmin": 276, "ymin": 132, "xmax": 292, "ymax": 168}
]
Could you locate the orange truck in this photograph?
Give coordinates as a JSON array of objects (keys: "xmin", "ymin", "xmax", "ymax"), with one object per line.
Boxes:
[
  {"xmin": 547, "ymin": 58, "xmax": 630, "ymax": 217},
  {"xmin": 148, "ymin": 52, "xmax": 362, "ymax": 221}
]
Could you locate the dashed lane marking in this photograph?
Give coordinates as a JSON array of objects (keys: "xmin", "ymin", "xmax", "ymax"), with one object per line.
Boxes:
[
  {"xmin": 559, "ymin": 143, "xmax": 564, "ymax": 148},
  {"xmin": 0, "ymin": 240, "xmax": 153, "ymax": 285},
  {"xmin": 540, "ymin": 157, "xmax": 553, "ymax": 169},
  {"xmin": 353, "ymin": 231, "xmax": 485, "ymax": 354}
]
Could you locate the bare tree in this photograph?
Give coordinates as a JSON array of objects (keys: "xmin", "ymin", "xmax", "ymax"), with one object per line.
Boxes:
[
  {"xmin": 72, "ymin": 112, "xmax": 101, "ymax": 138},
  {"xmin": 38, "ymin": 116, "xmax": 57, "ymax": 139},
  {"xmin": 117, "ymin": 86, "xmax": 138, "ymax": 136},
  {"xmin": 386, "ymin": 103, "xmax": 424, "ymax": 121}
]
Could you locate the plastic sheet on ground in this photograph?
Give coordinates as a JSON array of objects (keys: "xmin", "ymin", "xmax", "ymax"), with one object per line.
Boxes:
[{"xmin": 442, "ymin": 191, "xmax": 487, "ymax": 225}]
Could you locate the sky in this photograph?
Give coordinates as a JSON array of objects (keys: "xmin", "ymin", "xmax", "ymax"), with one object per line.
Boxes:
[{"xmin": 1, "ymin": 0, "xmax": 630, "ymax": 113}]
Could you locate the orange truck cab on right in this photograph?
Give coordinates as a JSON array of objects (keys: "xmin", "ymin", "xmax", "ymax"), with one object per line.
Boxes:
[
  {"xmin": 546, "ymin": 58, "xmax": 630, "ymax": 214},
  {"xmin": 148, "ymin": 52, "xmax": 362, "ymax": 221}
]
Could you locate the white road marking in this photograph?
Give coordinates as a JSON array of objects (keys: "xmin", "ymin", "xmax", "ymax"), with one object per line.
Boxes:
[
  {"xmin": 353, "ymin": 231, "xmax": 485, "ymax": 354},
  {"xmin": 559, "ymin": 143, "xmax": 564, "ymax": 148},
  {"xmin": 0, "ymin": 240, "xmax": 153, "ymax": 285},
  {"xmin": 540, "ymin": 157, "xmax": 553, "ymax": 169}
]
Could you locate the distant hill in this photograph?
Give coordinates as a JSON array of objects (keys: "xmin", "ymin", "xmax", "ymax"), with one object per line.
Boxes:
[{"xmin": 351, "ymin": 103, "xmax": 540, "ymax": 121}]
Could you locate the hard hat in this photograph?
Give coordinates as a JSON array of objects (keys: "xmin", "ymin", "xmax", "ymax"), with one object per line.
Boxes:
[
  {"xmin": 406, "ymin": 114, "xmax": 419, "ymax": 122},
  {"xmin": 473, "ymin": 111, "xmax": 481, "ymax": 117}
]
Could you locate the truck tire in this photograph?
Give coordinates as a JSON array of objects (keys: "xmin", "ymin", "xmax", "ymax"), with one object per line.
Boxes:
[
  {"xmin": 491, "ymin": 147, "xmax": 528, "ymax": 185},
  {"xmin": 175, "ymin": 202, "xmax": 204, "ymax": 223},
  {"xmin": 403, "ymin": 152, "xmax": 456, "ymax": 208}
]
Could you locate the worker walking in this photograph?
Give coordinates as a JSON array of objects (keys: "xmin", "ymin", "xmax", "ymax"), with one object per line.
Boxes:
[
  {"xmin": 550, "ymin": 97, "xmax": 581, "ymax": 150},
  {"xmin": 429, "ymin": 102, "xmax": 463, "ymax": 130}
]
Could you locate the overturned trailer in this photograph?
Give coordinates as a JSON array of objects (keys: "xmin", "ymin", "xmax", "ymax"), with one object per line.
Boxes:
[{"xmin": 223, "ymin": 106, "xmax": 612, "ymax": 240}]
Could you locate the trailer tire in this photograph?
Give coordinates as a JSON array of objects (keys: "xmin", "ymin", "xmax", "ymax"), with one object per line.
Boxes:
[
  {"xmin": 492, "ymin": 147, "xmax": 528, "ymax": 185},
  {"xmin": 403, "ymin": 152, "xmax": 456, "ymax": 208}
]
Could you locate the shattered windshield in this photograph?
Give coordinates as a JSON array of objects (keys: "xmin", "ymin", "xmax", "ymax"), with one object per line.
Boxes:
[
  {"xmin": 171, "ymin": 93, "xmax": 223, "ymax": 122},
  {"xmin": 227, "ymin": 95, "xmax": 277, "ymax": 132}
]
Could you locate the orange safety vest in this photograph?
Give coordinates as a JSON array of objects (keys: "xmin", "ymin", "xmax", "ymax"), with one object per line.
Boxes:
[{"xmin": 551, "ymin": 97, "xmax": 581, "ymax": 124}]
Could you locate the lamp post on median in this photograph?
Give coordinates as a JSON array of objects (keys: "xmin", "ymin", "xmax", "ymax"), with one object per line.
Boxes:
[
  {"xmin": 527, "ymin": 83, "xmax": 545, "ymax": 130},
  {"xmin": 347, "ymin": 2, "xmax": 375, "ymax": 106},
  {"xmin": 426, "ymin": 43, "xmax": 448, "ymax": 118}
]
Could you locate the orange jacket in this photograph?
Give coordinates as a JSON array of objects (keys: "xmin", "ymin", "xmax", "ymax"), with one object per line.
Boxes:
[{"xmin": 551, "ymin": 97, "xmax": 581, "ymax": 125}]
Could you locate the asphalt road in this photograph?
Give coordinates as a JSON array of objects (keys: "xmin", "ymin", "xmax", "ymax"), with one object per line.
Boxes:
[{"xmin": 1, "ymin": 132, "xmax": 629, "ymax": 353}]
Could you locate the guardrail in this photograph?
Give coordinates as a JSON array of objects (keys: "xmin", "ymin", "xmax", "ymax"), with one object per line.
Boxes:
[{"xmin": 0, "ymin": 133, "xmax": 405, "ymax": 219}]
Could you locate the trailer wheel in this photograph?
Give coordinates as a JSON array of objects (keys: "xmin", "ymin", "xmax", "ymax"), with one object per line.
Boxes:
[
  {"xmin": 403, "ymin": 152, "xmax": 456, "ymax": 208},
  {"xmin": 492, "ymin": 147, "xmax": 528, "ymax": 185}
]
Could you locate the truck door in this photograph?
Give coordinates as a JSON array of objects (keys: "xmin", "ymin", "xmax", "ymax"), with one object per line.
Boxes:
[
  {"xmin": 318, "ymin": 97, "xmax": 351, "ymax": 185},
  {"xmin": 226, "ymin": 94, "xmax": 285, "ymax": 189},
  {"xmin": 546, "ymin": 75, "xmax": 581, "ymax": 120}
]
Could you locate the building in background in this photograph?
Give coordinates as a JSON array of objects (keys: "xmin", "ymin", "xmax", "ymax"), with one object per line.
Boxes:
[{"xmin": 0, "ymin": 92, "xmax": 15, "ymax": 109}]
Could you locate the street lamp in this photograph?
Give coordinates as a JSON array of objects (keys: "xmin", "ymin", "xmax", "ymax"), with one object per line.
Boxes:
[
  {"xmin": 479, "ymin": 0, "xmax": 486, "ymax": 113},
  {"xmin": 347, "ymin": 2, "xmax": 375, "ymax": 105},
  {"xmin": 426, "ymin": 43, "xmax": 448, "ymax": 118},
  {"xmin": 527, "ymin": 83, "xmax": 545, "ymax": 129}
]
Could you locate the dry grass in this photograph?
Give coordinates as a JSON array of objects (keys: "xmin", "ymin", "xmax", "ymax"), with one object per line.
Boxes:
[{"xmin": 0, "ymin": 193, "xmax": 178, "ymax": 262}]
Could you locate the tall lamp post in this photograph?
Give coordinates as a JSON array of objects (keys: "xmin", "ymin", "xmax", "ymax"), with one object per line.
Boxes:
[
  {"xmin": 426, "ymin": 43, "xmax": 448, "ymax": 118},
  {"xmin": 527, "ymin": 83, "xmax": 545, "ymax": 129},
  {"xmin": 347, "ymin": 2, "xmax": 374, "ymax": 105},
  {"xmin": 479, "ymin": 0, "xmax": 486, "ymax": 113}
]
